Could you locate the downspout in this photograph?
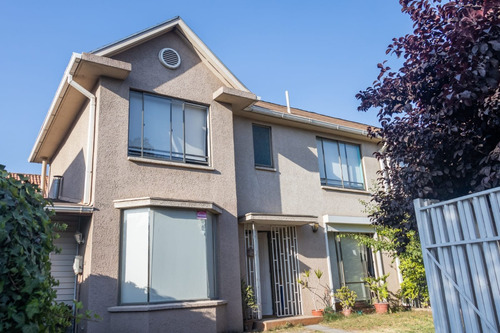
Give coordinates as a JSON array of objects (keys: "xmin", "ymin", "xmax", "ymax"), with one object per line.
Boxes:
[
  {"xmin": 67, "ymin": 75, "xmax": 96, "ymax": 205},
  {"xmin": 41, "ymin": 158, "xmax": 48, "ymax": 197}
]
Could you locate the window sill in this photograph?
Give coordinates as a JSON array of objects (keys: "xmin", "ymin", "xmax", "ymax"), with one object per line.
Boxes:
[
  {"xmin": 128, "ymin": 156, "xmax": 215, "ymax": 171},
  {"xmin": 108, "ymin": 300, "xmax": 227, "ymax": 313},
  {"xmin": 255, "ymin": 166, "xmax": 276, "ymax": 172},
  {"xmin": 321, "ymin": 186, "xmax": 370, "ymax": 195}
]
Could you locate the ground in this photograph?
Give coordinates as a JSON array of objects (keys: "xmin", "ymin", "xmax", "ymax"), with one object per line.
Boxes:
[{"xmin": 268, "ymin": 310, "xmax": 434, "ymax": 333}]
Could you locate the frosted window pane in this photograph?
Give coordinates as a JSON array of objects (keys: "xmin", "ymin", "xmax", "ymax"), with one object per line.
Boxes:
[
  {"xmin": 143, "ymin": 94, "xmax": 170, "ymax": 158},
  {"xmin": 340, "ymin": 236, "xmax": 369, "ymax": 300},
  {"xmin": 150, "ymin": 209, "xmax": 210, "ymax": 302},
  {"xmin": 323, "ymin": 140, "xmax": 342, "ymax": 185},
  {"xmin": 171, "ymin": 102, "xmax": 184, "ymax": 160},
  {"xmin": 252, "ymin": 124, "xmax": 272, "ymax": 167},
  {"xmin": 316, "ymin": 139, "xmax": 326, "ymax": 180},
  {"xmin": 121, "ymin": 209, "xmax": 149, "ymax": 304},
  {"xmin": 327, "ymin": 232, "xmax": 341, "ymax": 292},
  {"xmin": 185, "ymin": 105, "xmax": 207, "ymax": 162},
  {"xmin": 345, "ymin": 144, "xmax": 363, "ymax": 187},
  {"xmin": 339, "ymin": 143, "xmax": 349, "ymax": 185},
  {"xmin": 128, "ymin": 91, "xmax": 143, "ymax": 156}
]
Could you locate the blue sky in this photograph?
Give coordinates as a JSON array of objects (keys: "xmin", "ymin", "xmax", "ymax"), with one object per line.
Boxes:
[{"xmin": 0, "ymin": 1, "xmax": 413, "ymax": 174}]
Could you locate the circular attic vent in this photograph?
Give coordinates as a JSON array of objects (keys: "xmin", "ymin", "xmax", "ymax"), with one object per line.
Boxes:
[{"xmin": 159, "ymin": 48, "xmax": 181, "ymax": 69}]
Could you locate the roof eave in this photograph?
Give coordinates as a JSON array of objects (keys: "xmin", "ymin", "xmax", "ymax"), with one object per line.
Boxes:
[{"xmin": 29, "ymin": 53, "xmax": 131, "ymax": 163}]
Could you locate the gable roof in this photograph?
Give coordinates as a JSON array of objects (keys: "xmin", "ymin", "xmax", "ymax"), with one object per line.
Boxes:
[{"xmin": 91, "ymin": 17, "xmax": 249, "ymax": 92}]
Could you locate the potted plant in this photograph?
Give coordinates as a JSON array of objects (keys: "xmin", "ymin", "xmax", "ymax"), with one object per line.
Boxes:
[
  {"xmin": 364, "ymin": 273, "xmax": 390, "ymax": 314},
  {"xmin": 241, "ymin": 280, "xmax": 258, "ymax": 331},
  {"xmin": 297, "ymin": 269, "xmax": 331, "ymax": 316},
  {"xmin": 334, "ymin": 286, "xmax": 357, "ymax": 316}
]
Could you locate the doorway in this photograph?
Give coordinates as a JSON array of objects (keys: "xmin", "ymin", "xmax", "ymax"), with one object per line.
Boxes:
[{"xmin": 245, "ymin": 224, "xmax": 302, "ymax": 318}]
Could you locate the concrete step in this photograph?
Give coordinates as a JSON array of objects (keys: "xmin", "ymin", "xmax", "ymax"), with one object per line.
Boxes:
[{"xmin": 254, "ymin": 315, "xmax": 323, "ymax": 331}]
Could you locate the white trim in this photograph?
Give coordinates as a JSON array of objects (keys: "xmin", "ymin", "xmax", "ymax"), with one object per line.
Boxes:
[
  {"xmin": 323, "ymin": 215, "xmax": 371, "ymax": 224},
  {"xmin": 239, "ymin": 213, "xmax": 318, "ymax": 226},
  {"xmin": 108, "ymin": 299, "xmax": 227, "ymax": 313},
  {"xmin": 128, "ymin": 156, "xmax": 215, "ymax": 171},
  {"xmin": 92, "ymin": 17, "xmax": 249, "ymax": 92},
  {"xmin": 113, "ymin": 197, "xmax": 222, "ymax": 214},
  {"xmin": 246, "ymin": 104, "xmax": 373, "ymax": 140},
  {"xmin": 48, "ymin": 204, "xmax": 94, "ymax": 214}
]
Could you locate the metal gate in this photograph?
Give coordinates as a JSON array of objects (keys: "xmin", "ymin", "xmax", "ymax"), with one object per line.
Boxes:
[
  {"xmin": 270, "ymin": 226, "xmax": 302, "ymax": 317},
  {"xmin": 244, "ymin": 224, "xmax": 302, "ymax": 318},
  {"xmin": 414, "ymin": 187, "xmax": 500, "ymax": 333}
]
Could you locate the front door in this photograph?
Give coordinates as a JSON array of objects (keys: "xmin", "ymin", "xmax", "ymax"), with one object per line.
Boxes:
[{"xmin": 245, "ymin": 224, "xmax": 303, "ymax": 318}]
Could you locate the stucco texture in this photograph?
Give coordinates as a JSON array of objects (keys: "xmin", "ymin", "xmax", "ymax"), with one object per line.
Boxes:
[
  {"xmin": 79, "ymin": 31, "xmax": 241, "ymax": 332},
  {"xmin": 233, "ymin": 114, "xmax": 399, "ymax": 315}
]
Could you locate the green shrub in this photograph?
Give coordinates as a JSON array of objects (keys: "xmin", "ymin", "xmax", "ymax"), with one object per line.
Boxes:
[{"xmin": 0, "ymin": 166, "xmax": 72, "ymax": 332}]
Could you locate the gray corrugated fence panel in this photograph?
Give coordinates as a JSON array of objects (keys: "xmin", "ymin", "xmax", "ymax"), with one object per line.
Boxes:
[
  {"xmin": 432, "ymin": 206, "xmax": 463, "ymax": 332},
  {"xmin": 414, "ymin": 199, "xmax": 449, "ymax": 333},
  {"xmin": 444, "ymin": 204, "xmax": 480, "ymax": 332},
  {"xmin": 414, "ymin": 187, "xmax": 500, "ymax": 333},
  {"xmin": 474, "ymin": 196, "xmax": 500, "ymax": 327}
]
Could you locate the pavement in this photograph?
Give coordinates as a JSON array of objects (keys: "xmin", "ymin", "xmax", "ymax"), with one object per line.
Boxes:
[{"xmin": 302, "ymin": 324, "xmax": 353, "ymax": 333}]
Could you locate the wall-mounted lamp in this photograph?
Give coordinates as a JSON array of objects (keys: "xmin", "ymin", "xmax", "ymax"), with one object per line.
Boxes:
[
  {"xmin": 74, "ymin": 232, "xmax": 85, "ymax": 244},
  {"xmin": 310, "ymin": 222, "xmax": 319, "ymax": 233}
]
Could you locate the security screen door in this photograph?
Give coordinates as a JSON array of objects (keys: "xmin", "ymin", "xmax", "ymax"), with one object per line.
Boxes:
[{"xmin": 245, "ymin": 224, "xmax": 302, "ymax": 318}]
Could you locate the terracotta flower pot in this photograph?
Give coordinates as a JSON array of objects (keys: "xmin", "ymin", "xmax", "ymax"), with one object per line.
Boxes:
[
  {"xmin": 312, "ymin": 309, "xmax": 324, "ymax": 317},
  {"xmin": 342, "ymin": 308, "xmax": 352, "ymax": 316},
  {"xmin": 374, "ymin": 302, "xmax": 389, "ymax": 314}
]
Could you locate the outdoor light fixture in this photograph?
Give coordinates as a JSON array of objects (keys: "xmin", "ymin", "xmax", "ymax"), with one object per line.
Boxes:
[
  {"xmin": 310, "ymin": 222, "xmax": 319, "ymax": 233},
  {"xmin": 74, "ymin": 232, "xmax": 84, "ymax": 244}
]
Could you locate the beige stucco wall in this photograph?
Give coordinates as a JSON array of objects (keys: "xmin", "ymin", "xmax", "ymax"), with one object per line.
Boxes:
[
  {"xmin": 234, "ymin": 114, "xmax": 400, "ymax": 314},
  {"xmin": 77, "ymin": 31, "xmax": 241, "ymax": 332},
  {"xmin": 49, "ymin": 102, "xmax": 90, "ymax": 203}
]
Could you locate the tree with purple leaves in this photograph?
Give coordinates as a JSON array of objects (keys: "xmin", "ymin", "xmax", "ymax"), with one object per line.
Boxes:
[{"xmin": 357, "ymin": 0, "xmax": 500, "ymax": 250}]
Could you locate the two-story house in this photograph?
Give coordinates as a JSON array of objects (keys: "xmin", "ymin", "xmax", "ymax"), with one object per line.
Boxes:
[{"xmin": 29, "ymin": 17, "xmax": 400, "ymax": 332}]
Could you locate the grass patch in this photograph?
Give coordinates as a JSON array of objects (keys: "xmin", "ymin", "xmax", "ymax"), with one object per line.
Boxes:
[{"xmin": 323, "ymin": 309, "xmax": 434, "ymax": 333}]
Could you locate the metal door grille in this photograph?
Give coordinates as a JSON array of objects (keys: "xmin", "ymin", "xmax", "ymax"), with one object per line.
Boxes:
[{"xmin": 271, "ymin": 226, "xmax": 302, "ymax": 317}]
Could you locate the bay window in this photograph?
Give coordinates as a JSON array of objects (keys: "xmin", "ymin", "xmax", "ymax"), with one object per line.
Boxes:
[
  {"xmin": 128, "ymin": 91, "xmax": 209, "ymax": 164},
  {"xmin": 120, "ymin": 208, "xmax": 216, "ymax": 304},
  {"xmin": 316, "ymin": 137, "xmax": 365, "ymax": 190}
]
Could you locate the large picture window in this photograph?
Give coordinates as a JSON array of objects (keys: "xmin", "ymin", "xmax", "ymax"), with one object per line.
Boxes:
[
  {"xmin": 120, "ymin": 208, "xmax": 216, "ymax": 304},
  {"xmin": 316, "ymin": 138, "xmax": 364, "ymax": 190},
  {"xmin": 128, "ymin": 91, "xmax": 209, "ymax": 164}
]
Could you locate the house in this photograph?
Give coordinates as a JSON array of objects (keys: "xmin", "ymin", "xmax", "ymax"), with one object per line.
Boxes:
[{"xmin": 28, "ymin": 17, "xmax": 400, "ymax": 332}]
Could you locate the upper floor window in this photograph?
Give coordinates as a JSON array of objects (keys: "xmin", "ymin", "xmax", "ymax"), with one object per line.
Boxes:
[
  {"xmin": 316, "ymin": 137, "xmax": 365, "ymax": 190},
  {"xmin": 128, "ymin": 91, "xmax": 209, "ymax": 165},
  {"xmin": 252, "ymin": 124, "xmax": 273, "ymax": 168}
]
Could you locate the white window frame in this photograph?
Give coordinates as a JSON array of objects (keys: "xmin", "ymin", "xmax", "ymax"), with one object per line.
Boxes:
[
  {"xmin": 316, "ymin": 137, "xmax": 365, "ymax": 190},
  {"xmin": 128, "ymin": 90, "xmax": 210, "ymax": 165},
  {"xmin": 119, "ymin": 206, "xmax": 217, "ymax": 305}
]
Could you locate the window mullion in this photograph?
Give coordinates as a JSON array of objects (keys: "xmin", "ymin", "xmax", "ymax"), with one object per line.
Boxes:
[
  {"xmin": 320, "ymin": 139, "xmax": 327, "ymax": 185},
  {"xmin": 183, "ymin": 103, "xmax": 186, "ymax": 163},
  {"xmin": 337, "ymin": 141, "xmax": 345, "ymax": 187},
  {"xmin": 147, "ymin": 208, "xmax": 152, "ymax": 303},
  {"xmin": 169, "ymin": 101, "xmax": 173, "ymax": 161},
  {"xmin": 141, "ymin": 93, "xmax": 144, "ymax": 158}
]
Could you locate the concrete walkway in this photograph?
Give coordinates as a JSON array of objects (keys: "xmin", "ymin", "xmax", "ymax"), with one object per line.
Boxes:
[{"xmin": 302, "ymin": 324, "xmax": 353, "ymax": 333}]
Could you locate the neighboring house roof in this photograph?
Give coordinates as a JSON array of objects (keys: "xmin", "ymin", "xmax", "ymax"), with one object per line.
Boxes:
[{"xmin": 9, "ymin": 172, "xmax": 48, "ymax": 196}]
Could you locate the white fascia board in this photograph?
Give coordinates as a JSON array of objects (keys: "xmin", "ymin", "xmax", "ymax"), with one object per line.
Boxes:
[
  {"xmin": 29, "ymin": 53, "xmax": 82, "ymax": 163},
  {"xmin": 247, "ymin": 105, "xmax": 372, "ymax": 139},
  {"xmin": 322, "ymin": 215, "xmax": 371, "ymax": 224},
  {"xmin": 177, "ymin": 20, "xmax": 249, "ymax": 92},
  {"xmin": 91, "ymin": 17, "xmax": 249, "ymax": 93},
  {"xmin": 91, "ymin": 17, "xmax": 179, "ymax": 57}
]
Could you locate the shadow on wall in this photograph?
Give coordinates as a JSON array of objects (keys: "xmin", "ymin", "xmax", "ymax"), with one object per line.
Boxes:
[
  {"xmin": 276, "ymin": 130, "xmax": 320, "ymax": 173},
  {"xmin": 50, "ymin": 149, "xmax": 86, "ymax": 202},
  {"xmin": 77, "ymin": 274, "xmax": 223, "ymax": 333}
]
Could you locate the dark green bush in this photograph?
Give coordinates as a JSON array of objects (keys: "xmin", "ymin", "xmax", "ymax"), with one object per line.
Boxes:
[{"xmin": 0, "ymin": 165, "xmax": 72, "ymax": 332}]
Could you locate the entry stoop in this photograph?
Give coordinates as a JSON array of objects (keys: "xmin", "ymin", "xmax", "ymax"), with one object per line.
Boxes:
[{"xmin": 255, "ymin": 315, "xmax": 322, "ymax": 331}]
